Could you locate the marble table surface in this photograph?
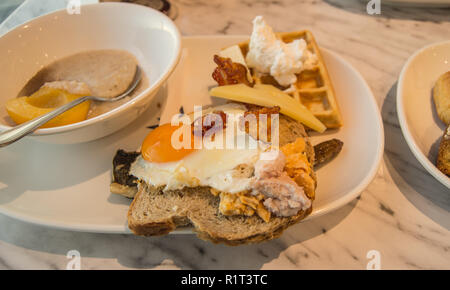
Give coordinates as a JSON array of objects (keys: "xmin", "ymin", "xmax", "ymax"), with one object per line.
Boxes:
[{"xmin": 0, "ymin": 0, "xmax": 449, "ymax": 270}]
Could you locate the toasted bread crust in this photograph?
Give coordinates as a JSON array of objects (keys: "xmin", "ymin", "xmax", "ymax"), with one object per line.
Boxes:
[
  {"xmin": 195, "ymin": 207, "xmax": 312, "ymax": 246},
  {"xmin": 128, "ymin": 184, "xmax": 312, "ymax": 245}
]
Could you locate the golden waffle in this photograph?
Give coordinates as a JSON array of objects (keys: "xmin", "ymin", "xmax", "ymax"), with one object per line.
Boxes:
[{"xmin": 237, "ymin": 31, "xmax": 343, "ymax": 129}]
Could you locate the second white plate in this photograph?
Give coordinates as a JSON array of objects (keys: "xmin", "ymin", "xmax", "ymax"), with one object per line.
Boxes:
[
  {"xmin": 397, "ymin": 40, "xmax": 450, "ymax": 188},
  {"xmin": 0, "ymin": 36, "xmax": 384, "ymax": 234}
]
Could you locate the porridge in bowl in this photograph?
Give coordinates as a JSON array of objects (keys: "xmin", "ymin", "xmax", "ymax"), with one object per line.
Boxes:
[{"xmin": 5, "ymin": 49, "xmax": 148, "ymax": 128}]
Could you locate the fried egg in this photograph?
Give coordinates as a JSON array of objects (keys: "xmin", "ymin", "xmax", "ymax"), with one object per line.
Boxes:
[{"xmin": 130, "ymin": 103, "xmax": 271, "ymax": 193}]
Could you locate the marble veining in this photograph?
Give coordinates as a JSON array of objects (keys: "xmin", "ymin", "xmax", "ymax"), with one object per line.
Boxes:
[{"xmin": 0, "ymin": 0, "xmax": 449, "ymax": 270}]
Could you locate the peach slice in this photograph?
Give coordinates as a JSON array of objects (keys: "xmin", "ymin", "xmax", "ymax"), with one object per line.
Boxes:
[{"xmin": 5, "ymin": 87, "xmax": 91, "ymax": 128}]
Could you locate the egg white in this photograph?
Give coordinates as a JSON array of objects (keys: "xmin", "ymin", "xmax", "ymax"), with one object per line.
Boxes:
[{"xmin": 130, "ymin": 104, "xmax": 270, "ymax": 193}]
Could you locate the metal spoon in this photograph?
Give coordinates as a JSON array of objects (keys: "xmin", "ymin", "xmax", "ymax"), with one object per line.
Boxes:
[{"xmin": 0, "ymin": 66, "xmax": 142, "ymax": 148}]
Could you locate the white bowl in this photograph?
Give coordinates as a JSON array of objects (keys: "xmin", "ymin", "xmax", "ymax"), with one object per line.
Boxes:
[
  {"xmin": 0, "ymin": 2, "xmax": 181, "ymax": 144},
  {"xmin": 397, "ymin": 40, "xmax": 450, "ymax": 188}
]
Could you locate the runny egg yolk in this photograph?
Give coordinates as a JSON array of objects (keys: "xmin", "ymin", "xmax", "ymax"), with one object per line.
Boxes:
[{"xmin": 142, "ymin": 123, "xmax": 196, "ymax": 163}]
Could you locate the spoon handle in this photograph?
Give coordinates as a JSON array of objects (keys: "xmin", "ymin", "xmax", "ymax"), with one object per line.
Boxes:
[{"xmin": 0, "ymin": 96, "xmax": 91, "ymax": 147}]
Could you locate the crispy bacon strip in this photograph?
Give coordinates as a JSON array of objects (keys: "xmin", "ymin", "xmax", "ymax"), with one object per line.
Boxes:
[{"xmin": 212, "ymin": 55, "xmax": 252, "ymax": 86}]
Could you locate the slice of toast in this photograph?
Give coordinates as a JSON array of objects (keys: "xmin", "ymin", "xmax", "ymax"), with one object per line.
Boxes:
[
  {"xmin": 128, "ymin": 183, "xmax": 312, "ymax": 245},
  {"xmin": 126, "ymin": 114, "xmax": 316, "ymax": 245}
]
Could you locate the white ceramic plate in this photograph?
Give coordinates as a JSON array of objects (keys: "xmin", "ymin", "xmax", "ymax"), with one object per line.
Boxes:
[
  {"xmin": 397, "ymin": 41, "xmax": 450, "ymax": 189},
  {"xmin": 0, "ymin": 36, "xmax": 384, "ymax": 234}
]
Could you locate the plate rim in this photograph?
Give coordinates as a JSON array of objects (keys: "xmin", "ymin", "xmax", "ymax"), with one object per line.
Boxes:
[
  {"xmin": 0, "ymin": 35, "xmax": 385, "ymax": 233},
  {"xmin": 396, "ymin": 40, "xmax": 450, "ymax": 189},
  {"xmin": 304, "ymin": 47, "xmax": 384, "ymax": 220}
]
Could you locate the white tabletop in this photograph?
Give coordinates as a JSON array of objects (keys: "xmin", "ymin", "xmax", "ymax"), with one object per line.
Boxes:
[{"xmin": 0, "ymin": 0, "xmax": 449, "ymax": 270}]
